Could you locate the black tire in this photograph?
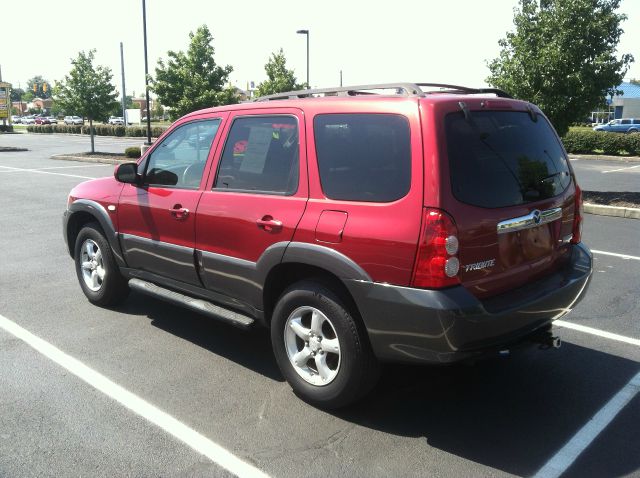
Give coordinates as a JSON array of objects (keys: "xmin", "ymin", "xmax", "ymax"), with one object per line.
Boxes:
[
  {"xmin": 74, "ymin": 222, "xmax": 129, "ymax": 306},
  {"xmin": 271, "ymin": 280, "xmax": 379, "ymax": 409}
]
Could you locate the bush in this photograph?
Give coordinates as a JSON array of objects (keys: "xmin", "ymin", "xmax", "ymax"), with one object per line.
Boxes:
[
  {"xmin": 25, "ymin": 123, "xmax": 168, "ymax": 138},
  {"xmin": 0, "ymin": 125, "xmax": 14, "ymax": 132},
  {"xmin": 562, "ymin": 129, "xmax": 640, "ymax": 156},
  {"xmin": 124, "ymin": 146, "xmax": 141, "ymax": 159}
]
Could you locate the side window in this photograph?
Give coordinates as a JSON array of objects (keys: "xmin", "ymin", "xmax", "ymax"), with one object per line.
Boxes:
[
  {"xmin": 621, "ymin": 119, "xmax": 631, "ymax": 125},
  {"xmin": 313, "ymin": 114, "xmax": 411, "ymax": 202},
  {"xmin": 214, "ymin": 116, "xmax": 299, "ymax": 195},
  {"xmin": 633, "ymin": 119, "xmax": 640, "ymax": 125},
  {"xmin": 144, "ymin": 119, "xmax": 221, "ymax": 189}
]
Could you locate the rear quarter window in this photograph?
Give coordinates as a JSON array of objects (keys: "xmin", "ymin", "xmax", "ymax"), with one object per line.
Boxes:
[
  {"xmin": 313, "ymin": 113, "xmax": 411, "ymax": 202},
  {"xmin": 446, "ymin": 111, "xmax": 571, "ymax": 208}
]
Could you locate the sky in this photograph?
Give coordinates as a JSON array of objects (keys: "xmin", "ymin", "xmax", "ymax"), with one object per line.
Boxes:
[{"xmin": 2, "ymin": 0, "xmax": 639, "ymax": 97}]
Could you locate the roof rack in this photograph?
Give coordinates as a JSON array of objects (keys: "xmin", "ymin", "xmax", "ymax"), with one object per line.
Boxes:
[{"xmin": 252, "ymin": 82, "xmax": 512, "ymax": 101}]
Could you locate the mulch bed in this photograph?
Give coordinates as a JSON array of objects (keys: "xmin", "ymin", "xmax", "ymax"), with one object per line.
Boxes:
[{"xmin": 583, "ymin": 191, "xmax": 640, "ymax": 209}]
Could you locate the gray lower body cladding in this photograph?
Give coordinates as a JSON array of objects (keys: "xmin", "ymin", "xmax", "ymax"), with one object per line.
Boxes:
[{"xmin": 346, "ymin": 242, "xmax": 593, "ymax": 364}]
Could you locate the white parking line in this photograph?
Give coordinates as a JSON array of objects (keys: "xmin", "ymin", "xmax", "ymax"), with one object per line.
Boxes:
[
  {"xmin": 592, "ymin": 249, "xmax": 640, "ymax": 261},
  {"xmin": 0, "ymin": 313, "xmax": 269, "ymax": 478},
  {"xmin": 555, "ymin": 320, "xmax": 640, "ymax": 347},
  {"xmin": 0, "ymin": 164, "xmax": 109, "ymax": 174},
  {"xmin": 534, "ymin": 370, "xmax": 640, "ymax": 478},
  {"xmin": 602, "ymin": 164, "xmax": 640, "ymax": 173},
  {"xmin": 0, "ymin": 165, "xmax": 95, "ymax": 180},
  {"xmin": 535, "ymin": 318, "xmax": 640, "ymax": 477}
]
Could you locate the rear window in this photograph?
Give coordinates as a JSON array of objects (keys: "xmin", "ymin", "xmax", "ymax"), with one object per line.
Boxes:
[
  {"xmin": 314, "ymin": 114, "xmax": 411, "ymax": 202},
  {"xmin": 446, "ymin": 111, "xmax": 571, "ymax": 208}
]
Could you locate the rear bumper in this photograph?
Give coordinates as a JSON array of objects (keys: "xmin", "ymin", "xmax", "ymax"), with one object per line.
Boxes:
[{"xmin": 346, "ymin": 242, "xmax": 593, "ymax": 364}]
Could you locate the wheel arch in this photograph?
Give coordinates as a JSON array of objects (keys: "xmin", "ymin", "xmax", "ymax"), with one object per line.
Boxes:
[
  {"xmin": 262, "ymin": 243, "xmax": 372, "ymax": 328},
  {"xmin": 65, "ymin": 200, "xmax": 126, "ymax": 266}
]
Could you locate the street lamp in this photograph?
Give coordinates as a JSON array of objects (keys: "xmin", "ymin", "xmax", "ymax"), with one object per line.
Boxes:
[{"xmin": 296, "ymin": 29, "xmax": 309, "ymax": 89}]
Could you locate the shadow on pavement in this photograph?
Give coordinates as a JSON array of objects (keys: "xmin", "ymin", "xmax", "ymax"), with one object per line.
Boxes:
[
  {"xmin": 119, "ymin": 292, "xmax": 284, "ymax": 382},
  {"xmin": 335, "ymin": 343, "xmax": 640, "ymax": 477},
  {"xmin": 120, "ymin": 293, "xmax": 639, "ymax": 477}
]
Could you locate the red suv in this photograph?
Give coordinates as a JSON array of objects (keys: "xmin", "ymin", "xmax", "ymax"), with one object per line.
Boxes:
[{"xmin": 63, "ymin": 83, "xmax": 592, "ymax": 408}]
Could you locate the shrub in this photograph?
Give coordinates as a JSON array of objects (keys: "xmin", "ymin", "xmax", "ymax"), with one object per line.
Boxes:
[
  {"xmin": 0, "ymin": 125, "xmax": 14, "ymax": 132},
  {"xmin": 562, "ymin": 129, "xmax": 640, "ymax": 156},
  {"xmin": 124, "ymin": 146, "xmax": 141, "ymax": 159},
  {"xmin": 25, "ymin": 123, "xmax": 168, "ymax": 138}
]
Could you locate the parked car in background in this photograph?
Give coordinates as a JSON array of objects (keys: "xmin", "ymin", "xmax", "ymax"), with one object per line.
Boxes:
[
  {"xmin": 22, "ymin": 116, "xmax": 36, "ymax": 125},
  {"xmin": 593, "ymin": 118, "xmax": 640, "ymax": 133},
  {"xmin": 64, "ymin": 116, "xmax": 84, "ymax": 125},
  {"xmin": 48, "ymin": 116, "xmax": 59, "ymax": 124},
  {"xmin": 11, "ymin": 115, "xmax": 22, "ymax": 124},
  {"xmin": 108, "ymin": 116, "xmax": 125, "ymax": 125},
  {"xmin": 35, "ymin": 116, "xmax": 51, "ymax": 125},
  {"xmin": 63, "ymin": 82, "xmax": 592, "ymax": 408}
]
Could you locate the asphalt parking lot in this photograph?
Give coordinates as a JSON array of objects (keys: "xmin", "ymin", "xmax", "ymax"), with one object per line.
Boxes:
[
  {"xmin": 1, "ymin": 133, "xmax": 639, "ymax": 478},
  {"xmin": 570, "ymin": 157, "xmax": 640, "ymax": 193}
]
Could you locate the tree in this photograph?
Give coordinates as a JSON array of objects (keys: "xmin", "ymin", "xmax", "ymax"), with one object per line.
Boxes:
[
  {"xmin": 151, "ymin": 25, "xmax": 237, "ymax": 120},
  {"xmin": 27, "ymin": 75, "xmax": 53, "ymax": 99},
  {"xmin": 255, "ymin": 49, "xmax": 305, "ymax": 97},
  {"xmin": 108, "ymin": 95, "xmax": 134, "ymax": 117},
  {"xmin": 487, "ymin": 0, "xmax": 633, "ymax": 136},
  {"xmin": 55, "ymin": 50, "xmax": 119, "ymax": 152},
  {"xmin": 10, "ymin": 87, "xmax": 24, "ymax": 102}
]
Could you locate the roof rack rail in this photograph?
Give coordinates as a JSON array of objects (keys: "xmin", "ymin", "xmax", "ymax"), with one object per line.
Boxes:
[{"xmin": 252, "ymin": 82, "xmax": 513, "ymax": 101}]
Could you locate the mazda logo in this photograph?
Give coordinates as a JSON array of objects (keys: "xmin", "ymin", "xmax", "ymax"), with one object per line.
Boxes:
[{"xmin": 532, "ymin": 210, "xmax": 541, "ymax": 224}]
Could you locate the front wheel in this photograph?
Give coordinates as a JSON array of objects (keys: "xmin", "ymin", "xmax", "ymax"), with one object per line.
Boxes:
[
  {"xmin": 271, "ymin": 280, "xmax": 379, "ymax": 409},
  {"xmin": 74, "ymin": 223, "xmax": 129, "ymax": 306}
]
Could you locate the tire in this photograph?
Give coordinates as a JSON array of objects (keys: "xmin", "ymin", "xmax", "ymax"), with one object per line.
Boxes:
[
  {"xmin": 74, "ymin": 223, "xmax": 129, "ymax": 306},
  {"xmin": 271, "ymin": 280, "xmax": 379, "ymax": 409}
]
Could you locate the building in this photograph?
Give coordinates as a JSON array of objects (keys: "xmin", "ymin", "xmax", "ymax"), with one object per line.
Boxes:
[{"xmin": 611, "ymin": 82, "xmax": 640, "ymax": 118}]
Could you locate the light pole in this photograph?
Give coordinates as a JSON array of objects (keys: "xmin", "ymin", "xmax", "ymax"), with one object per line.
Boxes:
[
  {"xmin": 142, "ymin": 0, "xmax": 152, "ymax": 145},
  {"xmin": 296, "ymin": 29, "xmax": 309, "ymax": 89}
]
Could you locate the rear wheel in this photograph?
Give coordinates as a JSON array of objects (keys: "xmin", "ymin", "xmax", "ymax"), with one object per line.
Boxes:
[
  {"xmin": 74, "ymin": 223, "xmax": 129, "ymax": 306},
  {"xmin": 271, "ymin": 280, "xmax": 379, "ymax": 409}
]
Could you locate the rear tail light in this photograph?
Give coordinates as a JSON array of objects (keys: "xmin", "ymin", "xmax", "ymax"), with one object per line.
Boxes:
[
  {"xmin": 412, "ymin": 208, "xmax": 461, "ymax": 289},
  {"xmin": 570, "ymin": 184, "xmax": 583, "ymax": 244}
]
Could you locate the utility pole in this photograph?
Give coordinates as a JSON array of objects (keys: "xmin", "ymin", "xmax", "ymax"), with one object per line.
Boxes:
[
  {"xmin": 120, "ymin": 42, "xmax": 127, "ymax": 125},
  {"xmin": 142, "ymin": 0, "xmax": 152, "ymax": 145}
]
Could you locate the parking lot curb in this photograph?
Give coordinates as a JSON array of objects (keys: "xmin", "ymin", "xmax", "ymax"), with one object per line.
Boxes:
[
  {"xmin": 584, "ymin": 203, "xmax": 640, "ymax": 220},
  {"xmin": 569, "ymin": 153, "xmax": 640, "ymax": 162},
  {"xmin": 51, "ymin": 154, "xmax": 131, "ymax": 165}
]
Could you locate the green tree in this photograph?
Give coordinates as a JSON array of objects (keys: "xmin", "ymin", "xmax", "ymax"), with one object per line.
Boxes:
[
  {"xmin": 108, "ymin": 95, "xmax": 134, "ymax": 117},
  {"xmin": 487, "ymin": 0, "xmax": 633, "ymax": 136},
  {"xmin": 10, "ymin": 87, "xmax": 24, "ymax": 102},
  {"xmin": 27, "ymin": 75, "xmax": 53, "ymax": 99},
  {"xmin": 255, "ymin": 49, "xmax": 305, "ymax": 97},
  {"xmin": 151, "ymin": 25, "xmax": 237, "ymax": 120},
  {"xmin": 55, "ymin": 50, "xmax": 119, "ymax": 152}
]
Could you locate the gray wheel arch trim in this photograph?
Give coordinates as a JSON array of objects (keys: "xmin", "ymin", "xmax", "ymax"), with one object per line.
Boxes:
[
  {"xmin": 278, "ymin": 242, "xmax": 372, "ymax": 282},
  {"xmin": 65, "ymin": 199, "xmax": 126, "ymax": 267}
]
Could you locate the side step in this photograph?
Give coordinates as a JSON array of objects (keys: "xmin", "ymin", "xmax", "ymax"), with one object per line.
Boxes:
[{"xmin": 128, "ymin": 278, "xmax": 255, "ymax": 329}]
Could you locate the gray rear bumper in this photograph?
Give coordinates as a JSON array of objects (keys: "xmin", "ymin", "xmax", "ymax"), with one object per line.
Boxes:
[{"xmin": 346, "ymin": 242, "xmax": 593, "ymax": 364}]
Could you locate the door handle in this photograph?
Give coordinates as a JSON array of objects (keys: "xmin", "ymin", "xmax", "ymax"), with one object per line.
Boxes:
[
  {"xmin": 170, "ymin": 205, "xmax": 190, "ymax": 220},
  {"xmin": 256, "ymin": 216, "xmax": 282, "ymax": 232}
]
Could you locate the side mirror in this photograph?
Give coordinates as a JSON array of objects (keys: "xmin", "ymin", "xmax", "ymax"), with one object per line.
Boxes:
[{"xmin": 114, "ymin": 162, "xmax": 139, "ymax": 184}]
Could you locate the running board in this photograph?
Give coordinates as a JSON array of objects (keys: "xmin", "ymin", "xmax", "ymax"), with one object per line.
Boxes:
[{"xmin": 128, "ymin": 278, "xmax": 255, "ymax": 329}]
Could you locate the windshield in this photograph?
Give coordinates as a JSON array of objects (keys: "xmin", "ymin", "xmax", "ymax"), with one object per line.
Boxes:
[{"xmin": 446, "ymin": 111, "xmax": 571, "ymax": 208}]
